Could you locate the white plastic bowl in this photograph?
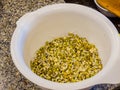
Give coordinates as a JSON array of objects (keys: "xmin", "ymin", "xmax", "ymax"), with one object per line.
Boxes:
[{"xmin": 11, "ymin": 4, "xmax": 120, "ymax": 90}]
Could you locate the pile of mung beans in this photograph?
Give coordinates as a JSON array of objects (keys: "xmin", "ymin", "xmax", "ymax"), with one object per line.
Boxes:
[{"xmin": 30, "ymin": 33, "xmax": 103, "ymax": 83}]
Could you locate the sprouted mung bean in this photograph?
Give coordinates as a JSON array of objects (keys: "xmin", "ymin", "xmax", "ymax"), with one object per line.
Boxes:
[{"xmin": 30, "ymin": 33, "xmax": 103, "ymax": 83}]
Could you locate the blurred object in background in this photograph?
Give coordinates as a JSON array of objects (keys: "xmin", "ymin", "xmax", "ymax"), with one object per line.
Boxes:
[
  {"xmin": 97, "ymin": 0, "xmax": 120, "ymax": 17},
  {"xmin": 94, "ymin": 0, "xmax": 116, "ymax": 17}
]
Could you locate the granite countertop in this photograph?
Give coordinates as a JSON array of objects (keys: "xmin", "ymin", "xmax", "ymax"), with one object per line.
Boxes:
[{"xmin": 0, "ymin": 0, "xmax": 120, "ymax": 90}]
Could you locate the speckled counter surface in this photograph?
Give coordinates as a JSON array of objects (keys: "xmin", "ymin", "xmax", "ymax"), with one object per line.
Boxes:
[
  {"xmin": 0, "ymin": 0, "xmax": 120, "ymax": 90},
  {"xmin": 0, "ymin": 0, "xmax": 64, "ymax": 90}
]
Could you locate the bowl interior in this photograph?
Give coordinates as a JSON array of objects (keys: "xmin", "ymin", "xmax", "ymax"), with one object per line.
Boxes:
[{"xmin": 23, "ymin": 9, "xmax": 112, "ymax": 68}]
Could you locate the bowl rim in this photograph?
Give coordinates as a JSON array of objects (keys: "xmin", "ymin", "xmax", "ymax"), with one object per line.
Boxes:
[{"xmin": 10, "ymin": 3, "xmax": 120, "ymax": 90}]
